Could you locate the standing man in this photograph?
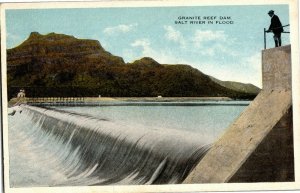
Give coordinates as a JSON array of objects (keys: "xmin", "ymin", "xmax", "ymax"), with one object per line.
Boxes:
[{"xmin": 266, "ymin": 10, "xmax": 283, "ymax": 47}]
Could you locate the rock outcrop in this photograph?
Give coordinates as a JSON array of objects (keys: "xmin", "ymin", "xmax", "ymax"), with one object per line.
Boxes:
[
  {"xmin": 7, "ymin": 32, "xmax": 260, "ymax": 99},
  {"xmin": 7, "ymin": 32, "xmax": 124, "ymax": 72}
]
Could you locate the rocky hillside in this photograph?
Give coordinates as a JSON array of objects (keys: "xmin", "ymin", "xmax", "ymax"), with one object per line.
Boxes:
[
  {"xmin": 7, "ymin": 32, "xmax": 124, "ymax": 74},
  {"xmin": 7, "ymin": 32, "xmax": 260, "ymax": 99},
  {"xmin": 209, "ymin": 76, "xmax": 261, "ymax": 94}
]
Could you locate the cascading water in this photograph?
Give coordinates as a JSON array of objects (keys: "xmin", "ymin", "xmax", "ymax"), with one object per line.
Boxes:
[{"xmin": 8, "ymin": 105, "xmax": 212, "ymax": 187}]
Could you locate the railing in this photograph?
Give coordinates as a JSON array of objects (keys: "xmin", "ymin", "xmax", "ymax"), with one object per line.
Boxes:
[
  {"xmin": 27, "ymin": 97, "xmax": 85, "ymax": 106},
  {"xmin": 264, "ymin": 24, "xmax": 290, "ymax": 49}
]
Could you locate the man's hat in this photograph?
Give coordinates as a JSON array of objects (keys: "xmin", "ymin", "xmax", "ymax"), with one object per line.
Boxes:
[{"xmin": 268, "ymin": 10, "xmax": 274, "ymax": 14}]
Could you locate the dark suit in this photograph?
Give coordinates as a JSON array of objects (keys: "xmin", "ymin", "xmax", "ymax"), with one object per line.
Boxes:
[
  {"xmin": 269, "ymin": 15, "xmax": 283, "ymax": 33},
  {"xmin": 268, "ymin": 15, "xmax": 283, "ymax": 47}
]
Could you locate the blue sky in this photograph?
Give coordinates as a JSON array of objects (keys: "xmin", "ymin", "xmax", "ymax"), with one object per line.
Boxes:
[{"xmin": 6, "ymin": 5, "xmax": 290, "ymax": 87}]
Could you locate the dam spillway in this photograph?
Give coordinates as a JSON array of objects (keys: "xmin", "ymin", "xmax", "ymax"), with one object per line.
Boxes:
[{"xmin": 11, "ymin": 101, "xmax": 248, "ymax": 187}]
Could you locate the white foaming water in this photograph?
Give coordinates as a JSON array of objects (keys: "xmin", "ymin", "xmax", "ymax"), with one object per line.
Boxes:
[{"xmin": 8, "ymin": 102, "xmax": 247, "ymax": 187}]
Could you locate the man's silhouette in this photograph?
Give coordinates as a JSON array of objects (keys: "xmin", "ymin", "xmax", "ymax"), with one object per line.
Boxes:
[{"xmin": 266, "ymin": 10, "xmax": 283, "ymax": 47}]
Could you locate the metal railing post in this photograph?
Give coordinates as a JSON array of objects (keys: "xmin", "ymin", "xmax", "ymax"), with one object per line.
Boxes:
[
  {"xmin": 264, "ymin": 24, "xmax": 289, "ymax": 49},
  {"xmin": 264, "ymin": 28, "xmax": 266, "ymax": 49}
]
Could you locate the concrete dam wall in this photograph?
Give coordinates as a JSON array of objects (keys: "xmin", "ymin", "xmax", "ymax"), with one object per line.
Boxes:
[{"xmin": 184, "ymin": 45, "xmax": 294, "ymax": 183}]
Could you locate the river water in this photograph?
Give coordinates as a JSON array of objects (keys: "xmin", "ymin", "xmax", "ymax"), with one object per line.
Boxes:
[{"xmin": 8, "ymin": 101, "xmax": 248, "ymax": 187}]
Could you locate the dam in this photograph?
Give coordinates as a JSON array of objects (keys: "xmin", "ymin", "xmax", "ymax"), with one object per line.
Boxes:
[
  {"xmin": 7, "ymin": 45, "xmax": 293, "ymax": 187},
  {"xmin": 184, "ymin": 45, "xmax": 294, "ymax": 183}
]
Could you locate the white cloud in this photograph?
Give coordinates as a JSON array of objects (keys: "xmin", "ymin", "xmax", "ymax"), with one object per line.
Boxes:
[
  {"xmin": 122, "ymin": 49, "xmax": 139, "ymax": 63},
  {"xmin": 194, "ymin": 53, "xmax": 262, "ymax": 87},
  {"xmin": 242, "ymin": 53, "xmax": 262, "ymax": 87},
  {"xmin": 243, "ymin": 53, "xmax": 261, "ymax": 71},
  {"xmin": 7, "ymin": 32, "xmax": 23, "ymax": 48},
  {"xmin": 131, "ymin": 38, "xmax": 151, "ymax": 48},
  {"xmin": 190, "ymin": 30, "xmax": 237, "ymax": 56},
  {"xmin": 163, "ymin": 25, "xmax": 186, "ymax": 48},
  {"xmin": 163, "ymin": 28, "xmax": 236, "ymax": 56},
  {"xmin": 192, "ymin": 30, "xmax": 227, "ymax": 47},
  {"xmin": 103, "ymin": 23, "xmax": 138, "ymax": 35},
  {"xmin": 130, "ymin": 38, "xmax": 189, "ymax": 64}
]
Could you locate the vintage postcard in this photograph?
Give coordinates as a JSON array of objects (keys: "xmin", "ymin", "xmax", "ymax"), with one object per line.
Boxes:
[{"xmin": 1, "ymin": 0, "xmax": 299, "ymax": 193}]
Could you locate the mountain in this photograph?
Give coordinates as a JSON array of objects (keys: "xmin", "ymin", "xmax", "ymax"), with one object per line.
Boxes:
[
  {"xmin": 209, "ymin": 76, "xmax": 261, "ymax": 94},
  {"xmin": 7, "ymin": 32, "xmax": 124, "ymax": 71},
  {"xmin": 7, "ymin": 32, "xmax": 260, "ymax": 99}
]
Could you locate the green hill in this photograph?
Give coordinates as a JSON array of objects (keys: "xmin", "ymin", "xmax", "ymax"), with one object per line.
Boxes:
[
  {"xmin": 209, "ymin": 76, "xmax": 261, "ymax": 94},
  {"xmin": 7, "ymin": 32, "xmax": 260, "ymax": 99}
]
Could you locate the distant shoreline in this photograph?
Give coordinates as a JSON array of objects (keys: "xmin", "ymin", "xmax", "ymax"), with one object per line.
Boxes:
[
  {"xmin": 91, "ymin": 96, "xmax": 234, "ymax": 102},
  {"xmin": 8, "ymin": 96, "xmax": 239, "ymax": 107}
]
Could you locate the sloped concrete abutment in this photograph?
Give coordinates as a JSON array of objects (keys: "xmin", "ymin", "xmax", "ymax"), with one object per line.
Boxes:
[{"xmin": 184, "ymin": 45, "xmax": 294, "ymax": 183}]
